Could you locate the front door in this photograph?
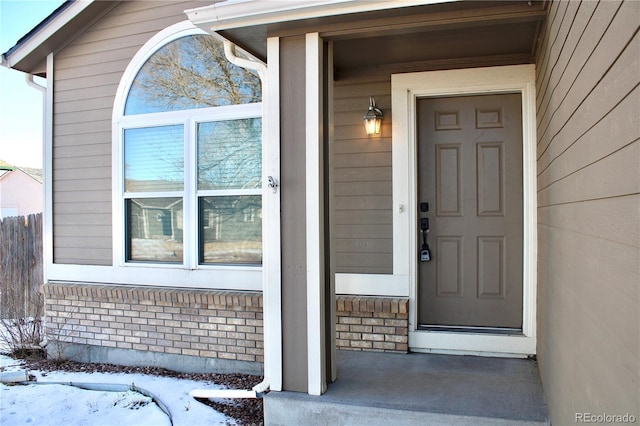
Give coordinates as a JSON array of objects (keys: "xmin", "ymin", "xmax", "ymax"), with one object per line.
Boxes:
[{"xmin": 417, "ymin": 93, "xmax": 523, "ymax": 330}]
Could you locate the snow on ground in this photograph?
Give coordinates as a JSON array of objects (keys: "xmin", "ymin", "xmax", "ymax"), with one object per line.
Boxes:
[
  {"xmin": 0, "ymin": 355, "xmax": 236, "ymax": 426},
  {"xmin": 2, "ymin": 383, "xmax": 171, "ymax": 426}
]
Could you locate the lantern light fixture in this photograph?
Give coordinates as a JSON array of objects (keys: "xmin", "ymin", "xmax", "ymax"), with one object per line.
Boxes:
[{"xmin": 363, "ymin": 96, "xmax": 383, "ymax": 136}]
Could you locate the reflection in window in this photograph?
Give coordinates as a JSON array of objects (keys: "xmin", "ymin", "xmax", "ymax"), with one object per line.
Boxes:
[
  {"xmin": 124, "ymin": 125, "xmax": 184, "ymax": 192},
  {"xmin": 120, "ymin": 30, "xmax": 262, "ymax": 267},
  {"xmin": 197, "ymin": 119, "xmax": 261, "ymax": 190},
  {"xmin": 125, "ymin": 35, "xmax": 261, "ymax": 115},
  {"xmin": 199, "ymin": 196, "xmax": 261, "ymax": 265},
  {"xmin": 126, "ymin": 198, "xmax": 183, "ymax": 263}
]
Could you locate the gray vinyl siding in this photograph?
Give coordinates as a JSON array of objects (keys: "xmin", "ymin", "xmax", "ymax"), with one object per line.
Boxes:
[
  {"xmin": 534, "ymin": 1, "xmax": 639, "ymax": 424},
  {"xmin": 52, "ymin": 1, "xmax": 201, "ymax": 265},
  {"xmin": 332, "ymin": 79, "xmax": 393, "ymax": 274}
]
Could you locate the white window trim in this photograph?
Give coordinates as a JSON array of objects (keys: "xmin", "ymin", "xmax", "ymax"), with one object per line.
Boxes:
[
  {"xmin": 75, "ymin": 20, "xmax": 267, "ymax": 290},
  {"xmin": 118, "ymin": 105, "xmax": 262, "ymax": 268},
  {"xmin": 391, "ymin": 64, "xmax": 538, "ymax": 356}
]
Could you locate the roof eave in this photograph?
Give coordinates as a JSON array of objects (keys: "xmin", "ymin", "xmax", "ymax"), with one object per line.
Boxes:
[
  {"xmin": 1, "ymin": 1, "xmax": 119, "ymax": 75},
  {"xmin": 1, "ymin": 1, "xmax": 89, "ymax": 71},
  {"xmin": 186, "ymin": 0, "xmax": 458, "ymax": 32}
]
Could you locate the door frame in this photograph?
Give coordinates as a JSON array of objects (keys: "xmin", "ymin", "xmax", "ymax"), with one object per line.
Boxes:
[{"xmin": 391, "ymin": 65, "xmax": 537, "ymax": 356}]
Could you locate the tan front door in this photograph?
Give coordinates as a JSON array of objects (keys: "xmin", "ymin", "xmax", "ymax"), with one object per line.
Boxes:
[{"xmin": 417, "ymin": 93, "xmax": 523, "ymax": 329}]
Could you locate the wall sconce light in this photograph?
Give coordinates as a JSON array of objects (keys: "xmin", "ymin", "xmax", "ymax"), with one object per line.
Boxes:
[{"xmin": 363, "ymin": 96, "xmax": 383, "ymax": 136}]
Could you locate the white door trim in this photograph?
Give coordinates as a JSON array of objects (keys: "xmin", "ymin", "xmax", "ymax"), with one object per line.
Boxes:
[{"xmin": 391, "ymin": 64, "xmax": 537, "ymax": 356}]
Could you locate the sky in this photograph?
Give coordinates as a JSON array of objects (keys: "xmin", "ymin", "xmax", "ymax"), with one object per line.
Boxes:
[
  {"xmin": 0, "ymin": 0, "xmax": 65, "ymax": 168},
  {"xmin": 0, "ymin": 354, "xmax": 235, "ymax": 425}
]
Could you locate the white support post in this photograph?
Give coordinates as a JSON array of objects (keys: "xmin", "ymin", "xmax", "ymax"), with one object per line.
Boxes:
[
  {"xmin": 263, "ymin": 36, "xmax": 283, "ymax": 392},
  {"xmin": 305, "ymin": 32, "xmax": 326, "ymax": 396}
]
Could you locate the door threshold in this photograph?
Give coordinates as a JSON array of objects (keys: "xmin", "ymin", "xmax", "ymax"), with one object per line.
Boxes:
[{"xmin": 418, "ymin": 325, "xmax": 523, "ymax": 336}]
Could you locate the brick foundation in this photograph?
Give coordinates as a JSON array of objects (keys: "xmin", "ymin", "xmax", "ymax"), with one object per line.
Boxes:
[
  {"xmin": 336, "ymin": 296, "xmax": 409, "ymax": 353},
  {"xmin": 43, "ymin": 283, "xmax": 409, "ymax": 369},
  {"xmin": 43, "ymin": 282, "xmax": 264, "ymax": 363}
]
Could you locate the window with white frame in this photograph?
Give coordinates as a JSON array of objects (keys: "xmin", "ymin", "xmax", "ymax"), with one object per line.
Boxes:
[{"xmin": 117, "ymin": 32, "xmax": 262, "ymax": 267}]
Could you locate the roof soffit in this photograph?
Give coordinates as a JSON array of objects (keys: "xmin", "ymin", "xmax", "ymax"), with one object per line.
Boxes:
[
  {"xmin": 186, "ymin": 0, "xmax": 459, "ymax": 32},
  {"xmin": 207, "ymin": 1, "xmax": 546, "ymax": 77},
  {"xmin": 1, "ymin": 1, "xmax": 120, "ymax": 75}
]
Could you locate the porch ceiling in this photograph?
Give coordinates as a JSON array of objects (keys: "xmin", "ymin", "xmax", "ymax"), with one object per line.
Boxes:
[
  {"xmin": 332, "ymin": 20, "xmax": 540, "ymax": 80},
  {"xmin": 218, "ymin": 0, "xmax": 546, "ymax": 80}
]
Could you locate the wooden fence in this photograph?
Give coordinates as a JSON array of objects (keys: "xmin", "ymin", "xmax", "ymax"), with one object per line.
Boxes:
[{"xmin": 0, "ymin": 213, "xmax": 43, "ymax": 319}]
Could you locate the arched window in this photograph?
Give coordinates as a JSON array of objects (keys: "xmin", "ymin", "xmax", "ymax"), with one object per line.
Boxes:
[
  {"xmin": 114, "ymin": 24, "xmax": 262, "ymax": 268},
  {"xmin": 125, "ymin": 34, "xmax": 261, "ymax": 114}
]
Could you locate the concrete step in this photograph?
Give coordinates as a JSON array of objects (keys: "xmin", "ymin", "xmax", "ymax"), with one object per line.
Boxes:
[{"xmin": 265, "ymin": 350, "xmax": 549, "ymax": 425}]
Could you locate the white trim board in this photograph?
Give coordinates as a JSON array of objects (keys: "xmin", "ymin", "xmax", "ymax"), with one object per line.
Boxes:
[
  {"xmin": 46, "ymin": 263, "xmax": 261, "ymax": 291},
  {"xmin": 186, "ymin": 0, "xmax": 456, "ymax": 32},
  {"xmin": 335, "ymin": 273, "xmax": 408, "ymax": 297},
  {"xmin": 262, "ymin": 36, "xmax": 283, "ymax": 392},
  {"xmin": 305, "ymin": 32, "xmax": 327, "ymax": 397},
  {"xmin": 391, "ymin": 64, "xmax": 538, "ymax": 356}
]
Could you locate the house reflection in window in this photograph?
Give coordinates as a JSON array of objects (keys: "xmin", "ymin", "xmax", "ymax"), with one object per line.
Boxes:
[{"xmin": 126, "ymin": 198, "xmax": 183, "ymax": 262}]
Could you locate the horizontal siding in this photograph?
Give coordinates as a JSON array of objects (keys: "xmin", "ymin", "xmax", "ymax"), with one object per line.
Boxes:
[
  {"xmin": 537, "ymin": 225, "xmax": 638, "ymax": 411},
  {"xmin": 53, "ymin": 224, "xmax": 111, "ymax": 238},
  {"xmin": 55, "ymin": 96, "xmax": 115, "ymax": 116},
  {"xmin": 52, "ymin": 248, "xmax": 113, "ymax": 265},
  {"xmin": 538, "ymin": 142, "xmax": 638, "ymax": 205},
  {"xmin": 54, "ymin": 143, "xmax": 111, "ymax": 159},
  {"xmin": 56, "ymin": 58, "xmax": 135, "ymax": 84},
  {"xmin": 53, "ymin": 201, "xmax": 111, "ymax": 215},
  {"xmin": 54, "ymin": 214, "xmax": 111, "ymax": 226},
  {"xmin": 537, "ymin": 1, "xmax": 636, "ymax": 163},
  {"xmin": 538, "ymin": 195, "xmax": 638, "ymax": 248},
  {"xmin": 334, "ymin": 166, "xmax": 391, "ymax": 182},
  {"xmin": 52, "ymin": 1, "xmax": 201, "ymax": 265},
  {"xmin": 534, "ymin": 1, "xmax": 640, "ymax": 424},
  {"xmin": 54, "ymin": 190, "xmax": 111, "ymax": 203},
  {"xmin": 537, "ymin": 86, "xmax": 638, "ymax": 191},
  {"xmin": 332, "ymin": 79, "xmax": 393, "ymax": 274}
]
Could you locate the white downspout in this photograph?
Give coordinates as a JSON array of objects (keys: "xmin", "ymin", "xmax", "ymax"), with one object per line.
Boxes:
[
  {"xmin": 222, "ymin": 40, "xmax": 266, "ymax": 79},
  {"xmin": 25, "ymin": 72, "xmax": 48, "ymax": 283},
  {"xmin": 25, "ymin": 73, "xmax": 46, "ymax": 93}
]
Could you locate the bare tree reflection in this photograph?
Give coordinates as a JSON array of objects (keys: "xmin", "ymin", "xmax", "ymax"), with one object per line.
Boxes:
[
  {"xmin": 198, "ymin": 119, "xmax": 261, "ymax": 190},
  {"xmin": 126, "ymin": 35, "xmax": 261, "ymax": 114}
]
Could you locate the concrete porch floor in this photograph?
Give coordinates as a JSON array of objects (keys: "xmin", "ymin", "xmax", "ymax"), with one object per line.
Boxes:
[{"xmin": 265, "ymin": 350, "xmax": 549, "ymax": 425}]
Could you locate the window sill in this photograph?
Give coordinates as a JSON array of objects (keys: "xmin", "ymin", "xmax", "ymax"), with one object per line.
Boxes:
[{"xmin": 46, "ymin": 262, "xmax": 262, "ymax": 291}]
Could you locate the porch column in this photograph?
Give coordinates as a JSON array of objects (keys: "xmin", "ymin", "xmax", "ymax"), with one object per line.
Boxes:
[
  {"xmin": 305, "ymin": 32, "xmax": 327, "ymax": 396},
  {"xmin": 279, "ymin": 33, "xmax": 330, "ymax": 395}
]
